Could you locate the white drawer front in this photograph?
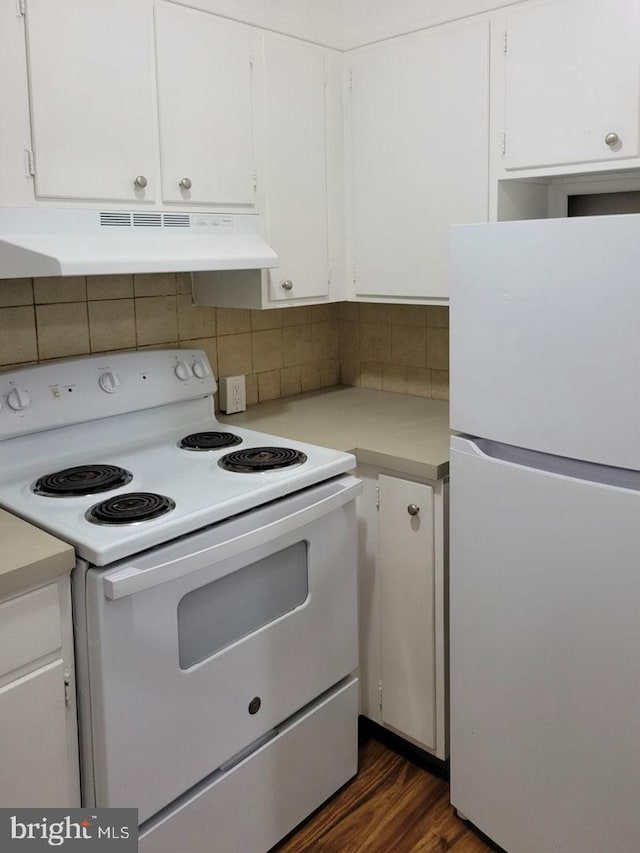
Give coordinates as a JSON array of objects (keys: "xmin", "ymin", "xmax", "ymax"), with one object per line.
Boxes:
[
  {"xmin": 0, "ymin": 583, "xmax": 62, "ymax": 679},
  {"xmin": 140, "ymin": 677, "xmax": 358, "ymax": 853}
]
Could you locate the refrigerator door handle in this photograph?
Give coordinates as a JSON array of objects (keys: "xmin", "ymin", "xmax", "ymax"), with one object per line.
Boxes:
[{"xmin": 451, "ymin": 435, "xmax": 640, "ymax": 492}]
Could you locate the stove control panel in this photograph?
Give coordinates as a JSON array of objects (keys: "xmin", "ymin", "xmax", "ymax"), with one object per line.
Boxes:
[{"xmin": 0, "ymin": 350, "xmax": 217, "ymax": 440}]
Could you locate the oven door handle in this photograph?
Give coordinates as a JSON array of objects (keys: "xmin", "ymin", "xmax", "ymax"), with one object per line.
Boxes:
[{"xmin": 102, "ymin": 475, "xmax": 362, "ymax": 600}]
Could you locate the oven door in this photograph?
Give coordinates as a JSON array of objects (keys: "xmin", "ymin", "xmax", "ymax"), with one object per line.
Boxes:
[{"xmin": 82, "ymin": 475, "xmax": 360, "ymax": 823}]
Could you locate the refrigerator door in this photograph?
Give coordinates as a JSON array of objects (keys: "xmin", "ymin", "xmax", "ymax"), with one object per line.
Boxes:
[
  {"xmin": 450, "ymin": 213, "xmax": 640, "ymax": 471},
  {"xmin": 450, "ymin": 435, "xmax": 640, "ymax": 853}
]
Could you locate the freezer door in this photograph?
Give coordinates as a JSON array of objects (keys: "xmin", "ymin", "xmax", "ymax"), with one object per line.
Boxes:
[
  {"xmin": 450, "ymin": 436, "xmax": 640, "ymax": 853},
  {"xmin": 450, "ymin": 214, "xmax": 640, "ymax": 471}
]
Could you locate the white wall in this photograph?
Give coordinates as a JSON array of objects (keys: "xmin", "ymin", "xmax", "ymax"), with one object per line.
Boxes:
[
  {"xmin": 340, "ymin": 0, "xmax": 527, "ymax": 48},
  {"xmin": 155, "ymin": 0, "xmax": 530, "ymax": 49},
  {"xmin": 173, "ymin": 0, "xmax": 344, "ymax": 46}
]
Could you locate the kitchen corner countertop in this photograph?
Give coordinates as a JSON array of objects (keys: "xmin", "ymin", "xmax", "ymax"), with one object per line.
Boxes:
[
  {"xmin": 0, "ymin": 509, "xmax": 75, "ymax": 599},
  {"xmin": 220, "ymin": 386, "xmax": 450, "ymax": 480}
]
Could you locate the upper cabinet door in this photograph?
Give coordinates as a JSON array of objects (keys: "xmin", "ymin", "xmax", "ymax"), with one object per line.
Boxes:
[
  {"xmin": 260, "ymin": 34, "xmax": 329, "ymax": 302},
  {"xmin": 25, "ymin": 0, "xmax": 157, "ymax": 203},
  {"xmin": 154, "ymin": 3, "xmax": 255, "ymax": 207},
  {"xmin": 349, "ymin": 19, "xmax": 490, "ymax": 301},
  {"xmin": 504, "ymin": 0, "xmax": 640, "ymax": 171}
]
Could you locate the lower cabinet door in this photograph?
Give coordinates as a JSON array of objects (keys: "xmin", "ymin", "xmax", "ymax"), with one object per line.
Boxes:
[
  {"xmin": 0, "ymin": 659, "xmax": 74, "ymax": 807},
  {"xmin": 139, "ymin": 677, "xmax": 358, "ymax": 853},
  {"xmin": 378, "ymin": 475, "xmax": 436, "ymax": 749}
]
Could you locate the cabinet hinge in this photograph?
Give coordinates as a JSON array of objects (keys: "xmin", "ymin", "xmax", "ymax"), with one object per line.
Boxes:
[
  {"xmin": 327, "ymin": 264, "xmax": 332, "ymax": 285},
  {"xmin": 24, "ymin": 147, "xmax": 35, "ymax": 178},
  {"xmin": 378, "ymin": 680, "xmax": 383, "ymax": 708},
  {"xmin": 64, "ymin": 669, "xmax": 72, "ymax": 707},
  {"xmin": 16, "ymin": 0, "xmax": 25, "ymax": 19},
  {"xmin": 252, "ymin": 168, "xmax": 258, "ymax": 192},
  {"xmin": 375, "ymin": 483, "xmax": 380, "ymax": 510},
  {"xmin": 503, "ymin": 30, "xmax": 508, "ymax": 55},
  {"xmin": 249, "ymin": 53, "xmax": 254, "ymax": 69},
  {"xmin": 351, "ymin": 262, "xmax": 356, "ymax": 284},
  {"xmin": 500, "ymin": 131, "xmax": 506, "ymax": 157},
  {"xmin": 348, "ymin": 69, "xmax": 353, "ymax": 92},
  {"xmin": 323, "ymin": 62, "xmax": 328, "ymax": 89}
]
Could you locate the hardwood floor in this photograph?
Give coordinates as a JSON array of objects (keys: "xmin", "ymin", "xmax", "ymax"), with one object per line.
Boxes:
[{"xmin": 274, "ymin": 735, "xmax": 496, "ymax": 852}]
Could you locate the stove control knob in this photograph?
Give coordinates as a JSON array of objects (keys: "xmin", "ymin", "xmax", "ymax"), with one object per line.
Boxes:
[
  {"xmin": 98, "ymin": 371, "xmax": 121, "ymax": 394},
  {"xmin": 7, "ymin": 386, "xmax": 31, "ymax": 411},
  {"xmin": 174, "ymin": 361, "xmax": 191, "ymax": 381},
  {"xmin": 192, "ymin": 359, "xmax": 210, "ymax": 379}
]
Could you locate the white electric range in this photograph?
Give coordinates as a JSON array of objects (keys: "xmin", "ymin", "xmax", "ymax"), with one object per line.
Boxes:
[{"xmin": 0, "ymin": 350, "xmax": 361, "ymax": 853}]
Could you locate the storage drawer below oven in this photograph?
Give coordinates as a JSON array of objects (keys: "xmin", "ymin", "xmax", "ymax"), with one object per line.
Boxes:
[{"xmin": 139, "ymin": 676, "xmax": 358, "ymax": 853}]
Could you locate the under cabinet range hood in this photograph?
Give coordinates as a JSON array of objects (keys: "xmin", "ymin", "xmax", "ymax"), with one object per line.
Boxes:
[{"xmin": 0, "ymin": 208, "xmax": 278, "ymax": 278}]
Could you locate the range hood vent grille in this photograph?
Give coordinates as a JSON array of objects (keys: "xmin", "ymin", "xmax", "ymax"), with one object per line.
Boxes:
[
  {"xmin": 133, "ymin": 213, "xmax": 162, "ymax": 227},
  {"xmin": 100, "ymin": 212, "xmax": 132, "ymax": 227},
  {"xmin": 163, "ymin": 214, "xmax": 190, "ymax": 228},
  {"xmin": 99, "ymin": 212, "xmax": 192, "ymax": 229}
]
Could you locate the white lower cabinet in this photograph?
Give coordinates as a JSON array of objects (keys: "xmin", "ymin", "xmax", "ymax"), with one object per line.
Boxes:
[
  {"xmin": 0, "ymin": 577, "xmax": 80, "ymax": 807},
  {"xmin": 357, "ymin": 464, "xmax": 448, "ymax": 760}
]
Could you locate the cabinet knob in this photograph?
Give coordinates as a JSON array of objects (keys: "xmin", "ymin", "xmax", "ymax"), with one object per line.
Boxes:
[
  {"xmin": 605, "ymin": 132, "xmax": 620, "ymax": 148},
  {"xmin": 281, "ymin": 280, "xmax": 293, "ymax": 291},
  {"xmin": 407, "ymin": 504, "xmax": 420, "ymax": 516},
  {"xmin": 179, "ymin": 177, "xmax": 192, "ymax": 190},
  {"xmin": 133, "ymin": 175, "xmax": 148, "ymax": 189}
]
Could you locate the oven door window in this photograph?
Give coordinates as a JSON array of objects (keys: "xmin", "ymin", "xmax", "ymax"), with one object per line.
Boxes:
[{"xmin": 177, "ymin": 541, "xmax": 309, "ymax": 669}]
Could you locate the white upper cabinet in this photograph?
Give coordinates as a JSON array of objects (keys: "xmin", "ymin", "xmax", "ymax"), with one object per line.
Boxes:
[
  {"xmin": 154, "ymin": 3, "xmax": 256, "ymax": 207},
  {"xmin": 260, "ymin": 33, "xmax": 329, "ymax": 302},
  {"xmin": 192, "ymin": 38, "xmax": 342, "ymax": 310},
  {"xmin": 23, "ymin": 0, "xmax": 257, "ymax": 208},
  {"xmin": 349, "ymin": 19, "xmax": 490, "ymax": 301},
  {"xmin": 25, "ymin": 0, "xmax": 157, "ymax": 203},
  {"xmin": 504, "ymin": 0, "xmax": 640, "ymax": 171}
]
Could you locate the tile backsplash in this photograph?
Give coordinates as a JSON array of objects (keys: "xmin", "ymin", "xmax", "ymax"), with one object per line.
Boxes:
[
  {"xmin": 339, "ymin": 302, "xmax": 449, "ymax": 400},
  {"xmin": 0, "ymin": 275, "xmax": 449, "ymax": 403}
]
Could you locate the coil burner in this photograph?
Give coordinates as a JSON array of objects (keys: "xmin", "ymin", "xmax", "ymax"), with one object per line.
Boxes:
[
  {"xmin": 218, "ymin": 447, "xmax": 307, "ymax": 473},
  {"xmin": 34, "ymin": 464, "xmax": 133, "ymax": 497},
  {"xmin": 179, "ymin": 432, "xmax": 243, "ymax": 451},
  {"xmin": 86, "ymin": 492, "xmax": 176, "ymax": 525}
]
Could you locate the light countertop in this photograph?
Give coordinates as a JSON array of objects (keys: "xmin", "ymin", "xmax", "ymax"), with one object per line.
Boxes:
[
  {"xmin": 220, "ymin": 386, "xmax": 450, "ymax": 481},
  {"xmin": 0, "ymin": 509, "xmax": 75, "ymax": 599}
]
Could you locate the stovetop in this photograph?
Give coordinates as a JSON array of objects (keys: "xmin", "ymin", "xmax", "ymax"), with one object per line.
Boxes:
[{"xmin": 0, "ymin": 350, "xmax": 356, "ymax": 565}]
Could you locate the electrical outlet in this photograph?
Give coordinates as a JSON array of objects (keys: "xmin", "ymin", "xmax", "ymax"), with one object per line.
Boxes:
[{"xmin": 219, "ymin": 375, "xmax": 246, "ymax": 414}]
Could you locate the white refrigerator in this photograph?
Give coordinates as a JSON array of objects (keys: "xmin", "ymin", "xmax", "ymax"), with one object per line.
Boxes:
[{"xmin": 449, "ymin": 213, "xmax": 640, "ymax": 853}]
